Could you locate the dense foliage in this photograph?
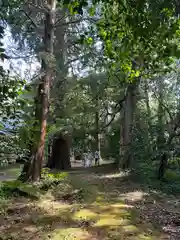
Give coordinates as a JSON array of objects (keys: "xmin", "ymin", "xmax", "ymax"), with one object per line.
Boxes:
[{"xmin": 0, "ymin": 0, "xmax": 179, "ymax": 185}]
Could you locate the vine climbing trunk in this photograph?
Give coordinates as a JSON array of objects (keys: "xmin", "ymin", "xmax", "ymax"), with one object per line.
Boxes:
[{"xmin": 20, "ymin": 0, "xmax": 56, "ymax": 182}]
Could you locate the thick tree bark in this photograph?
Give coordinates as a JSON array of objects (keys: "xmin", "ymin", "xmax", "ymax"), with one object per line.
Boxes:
[
  {"xmin": 119, "ymin": 81, "xmax": 139, "ymax": 169},
  {"xmin": 20, "ymin": 0, "xmax": 56, "ymax": 181},
  {"xmin": 52, "ymin": 8, "xmax": 68, "ymax": 119},
  {"xmin": 48, "ymin": 135, "xmax": 71, "ymax": 170}
]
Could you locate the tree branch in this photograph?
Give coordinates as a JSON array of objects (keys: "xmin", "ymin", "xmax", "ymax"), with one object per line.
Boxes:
[
  {"xmin": 55, "ymin": 17, "xmax": 83, "ymax": 28},
  {"xmin": 20, "ymin": 9, "xmax": 39, "ymax": 29},
  {"xmin": 100, "ymin": 95, "xmax": 126, "ymax": 131},
  {"xmin": 166, "ymin": 129, "xmax": 180, "ymax": 149},
  {"xmin": 153, "ymin": 90, "xmax": 173, "ymax": 121},
  {"xmin": 55, "ymin": 12, "xmax": 71, "ymax": 26}
]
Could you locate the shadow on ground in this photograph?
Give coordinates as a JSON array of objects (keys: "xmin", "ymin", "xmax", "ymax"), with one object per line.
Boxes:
[{"xmin": 0, "ymin": 164, "xmax": 179, "ymax": 239}]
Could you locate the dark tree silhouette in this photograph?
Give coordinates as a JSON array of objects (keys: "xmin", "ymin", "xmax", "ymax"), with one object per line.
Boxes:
[{"xmin": 48, "ymin": 133, "xmax": 71, "ymax": 170}]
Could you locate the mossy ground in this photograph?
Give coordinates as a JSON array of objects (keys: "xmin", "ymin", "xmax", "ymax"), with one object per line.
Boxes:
[{"xmin": 0, "ymin": 164, "xmax": 178, "ymax": 239}]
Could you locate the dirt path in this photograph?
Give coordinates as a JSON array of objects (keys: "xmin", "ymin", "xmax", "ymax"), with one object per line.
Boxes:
[
  {"xmin": 0, "ymin": 164, "xmax": 22, "ymax": 181},
  {"xmin": 0, "ymin": 166, "xmax": 180, "ymax": 239}
]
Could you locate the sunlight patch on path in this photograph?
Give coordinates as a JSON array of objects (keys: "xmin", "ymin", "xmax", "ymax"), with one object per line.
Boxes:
[
  {"xmin": 0, "ymin": 169, "xmax": 170, "ymax": 240},
  {"xmin": 120, "ymin": 191, "xmax": 149, "ymax": 202},
  {"xmin": 98, "ymin": 171, "xmax": 130, "ymax": 179},
  {"xmin": 50, "ymin": 227, "xmax": 93, "ymax": 240}
]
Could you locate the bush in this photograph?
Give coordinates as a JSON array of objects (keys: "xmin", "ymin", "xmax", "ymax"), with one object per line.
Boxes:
[
  {"xmin": 168, "ymin": 158, "xmax": 180, "ymax": 169},
  {"xmin": 164, "ymin": 169, "xmax": 180, "ymax": 182},
  {"xmin": 0, "ymin": 180, "xmax": 42, "ymax": 199},
  {"xmin": 132, "ymin": 162, "xmax": 157, "ymax": 184},
  {"xmin": 0, "ymin": 168, "xmax": 69, "ymax": 200},
  {"xmin": 0, "ymin": 180, "xmax": 21, "ymax": 198},
  {"xmin": 39, "ymin": 168, "xmax": 68, "ymax": 190},
  {"xmin": 41, "ymin": 168, "xmax": 68, "ymax": 181}
]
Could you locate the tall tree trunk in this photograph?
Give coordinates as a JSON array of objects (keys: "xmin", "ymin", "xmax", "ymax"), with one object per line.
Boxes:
[
  {"xmin": 156, "ymin": 78, "xmax": 167, "ymax": 179},
  {"xmin": 95, "ymin": 94, "xmax": 101, "ymax": 154},
  {"xmin": 157, "ymin": 77, "xmax": 165, "ymax": 149},
  {"xmin": 119, "ymin": 81, "xmax": 139, "ymax": 169},
  {"xmin": 144, "ymin": 80, "xmax": 151, "ymax": 126},
  {"xmin": 143, "ymin": 80, "xmax": 153, "ymax": 153},
  {"xmin": 20, "ymin": 0, "xmax": 56, "ymax": 182},
  {"xmin": 52, "ymin": 8, "xmax": 68, "ymax": 119}
]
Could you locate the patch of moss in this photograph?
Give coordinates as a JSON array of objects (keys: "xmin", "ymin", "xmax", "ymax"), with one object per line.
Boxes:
[
  {"xmin": 132, "ymin": 233, "xmax": 157, "ymax": 240},
  {"xmin": 73, "ymin": 209, "xmax": 98, "ymax": 221},
  {"xmin": 94, "ymin": 216, "xmax": 129, "ymax": 227},
  {"xmin": 49, "ymin": 227, "xmax": 91, "ymax": 240},
  {"xmin": 122, "ymin": 224, "xmax": 139, "ymax": 233}
]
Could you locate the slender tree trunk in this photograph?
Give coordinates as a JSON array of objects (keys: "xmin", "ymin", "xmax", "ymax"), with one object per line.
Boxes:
[
  {"xmin": 158, "ymin": 133, "xmax": 174, "ymax": 180},
  {"xmin": 158, "ymin": 152, "xmax": 168, "ymax": 180},
  {"xmin": 119, "ymin": 81, "xmax": 139, "ymax": 169},
  {"xmin": 143, "ymin": 80, "xmax": 154, "ymax": 154},
  {"xmin": 20, "ymin": 0, "xmax": 56, "ymax": 182},
  {"xmin": 144, "ymin": 80, "xmax": 151, "ymax": 125},
  {"xmin": 156, "ymin": 78, "xmax": 166, "ymax": 178},
  {"xmin": 157, "ymin": 78, "xmax": 165, "ymax": 149},
  {"xmin": 95, "ymin": 95, "xmax": 101, "ymax": 154},
  {"xmin": 156, "ymin": 77, "xmax": 169, "ymax": 180}
]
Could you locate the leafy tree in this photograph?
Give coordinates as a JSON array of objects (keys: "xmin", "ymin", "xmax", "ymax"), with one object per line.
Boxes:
[
  {"xmin": 1, "ymin": 0, "xmax": 180, "ymax": 184},
  {"xmin": 91, "ymin": 0, "xmax": 180, "ymax": 168}
]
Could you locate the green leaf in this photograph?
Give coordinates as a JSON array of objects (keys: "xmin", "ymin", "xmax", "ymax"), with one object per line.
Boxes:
[
  {"xmin": 86, "ymin": 37, "xmax": 93, "ymax": 45},
  {"xmin": 89, "ymin": 7, "xmax": 95, "ymax": 16}
]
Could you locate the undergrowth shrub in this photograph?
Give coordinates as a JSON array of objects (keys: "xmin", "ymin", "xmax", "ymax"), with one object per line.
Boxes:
[
  {"xmin": 131, "ymin": 160, "xmax": 180, "ymax": 194},
  {"xmin": 0, "ymin": 168, "xmax": 69, "ymax": 200},
  {"xmin": 0, "ymin": 180, "xmax": 24, "ymax": 199},
  {"xmin": 168, "ymin": 158, "xmax": 180, "ymax": 169},
  {"xmin": 164, "ymin": 169, "xmax": 180, "ymax": 181},
  {"xmin": 0, "ymin": 168, "xmax": 97, "ymax": 203},
  {"xmin": 0, "ymin": 180, "xmax": 41, "ymax": 199},
  {"xmin": 132, "ymin": 162, "xmax": 157, "ymax": 184},
  {"xmin": 39, "ymin": 168, "xmax": 68, "ymax": 190}
]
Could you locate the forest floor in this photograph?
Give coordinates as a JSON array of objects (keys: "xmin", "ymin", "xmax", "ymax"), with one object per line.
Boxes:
[{"xmin": 0, "ymin": 164, "xmax": 180, "ymax": 239}]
